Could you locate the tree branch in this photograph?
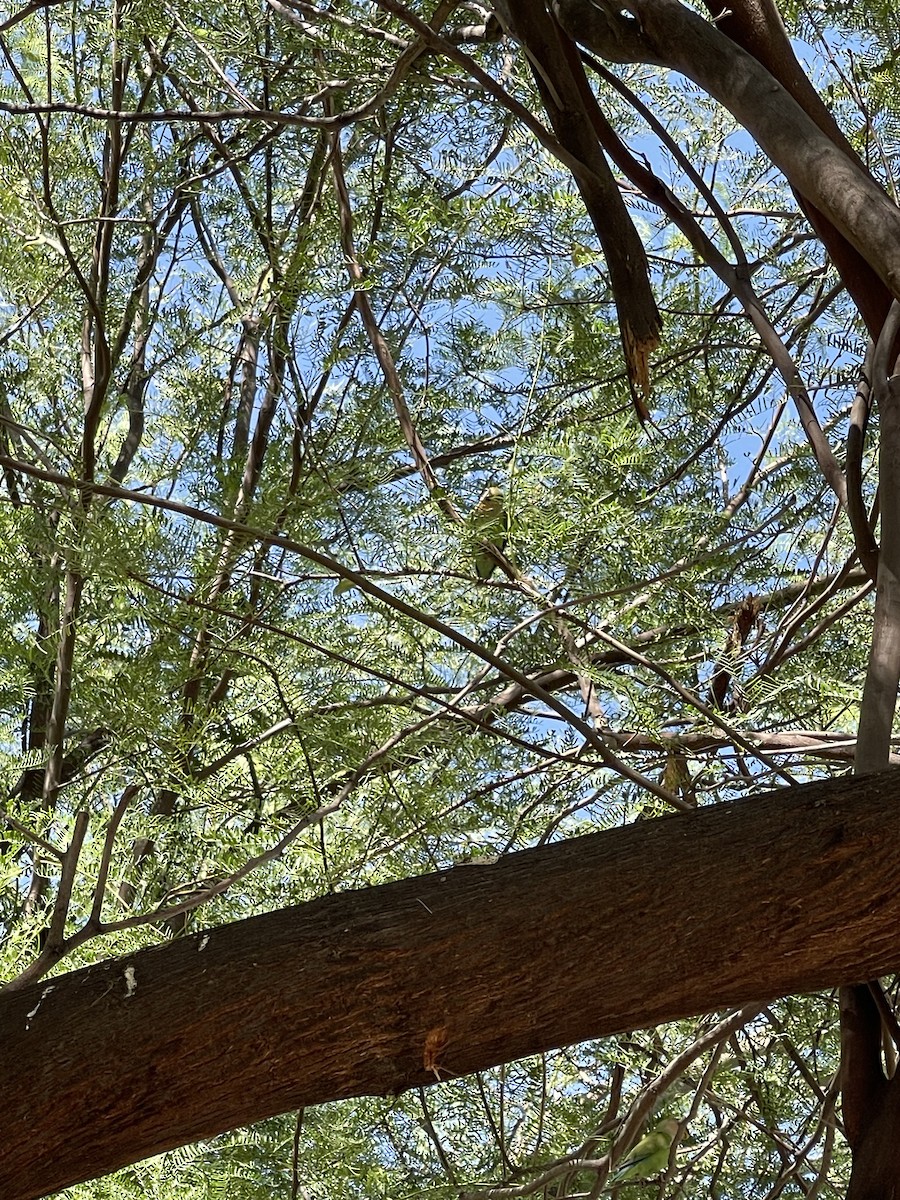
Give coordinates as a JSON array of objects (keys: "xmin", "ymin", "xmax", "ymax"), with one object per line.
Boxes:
[
  {"xmin": 554, "ymin": 0, "xmax": 900, "ymax": 301},
  {"xmin": 3, "ymin": 769, "xmax": 900, "ymax": 1197}
]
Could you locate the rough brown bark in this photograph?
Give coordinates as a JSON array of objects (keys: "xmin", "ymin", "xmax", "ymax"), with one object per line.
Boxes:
[{"xmin": 4, "ymin": 770, "xmax": 900, "ymax": 1198}]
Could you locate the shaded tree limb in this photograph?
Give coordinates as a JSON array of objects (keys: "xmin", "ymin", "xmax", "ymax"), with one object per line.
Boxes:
[
  {"xmin": 842, "ymin": 980, "xmax": 900, "ymax": 1199},
  {"xmin": 491, "ymin": 0, "xmax": 661, "ymax": 417},
  {"xmin": 376, "ymin": 0, "xmax": 661, "ymax": 414},
  {"xmin": 842, "ymin": 299, "xmax": 900, "ymax": 1200},
  {"xmin": 852, "ymin": 302, "xmax": 900, "ymax": 775},
  {"xmin": 845, "ymin": 352, "xmax": 879, "ymax": 583}
]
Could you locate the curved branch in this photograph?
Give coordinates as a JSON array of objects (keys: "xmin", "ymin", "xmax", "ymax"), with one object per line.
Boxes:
[
  {"xmin": 698, "ymin": 0, "xmax": 892, "ymax": 339},
  {"xmin": 554, "ymin": 0, "xmax": 900, "ymax": 301},
  {"xmin": 846, "ymin": 347, "xmax": 879, "ymax": 582}
]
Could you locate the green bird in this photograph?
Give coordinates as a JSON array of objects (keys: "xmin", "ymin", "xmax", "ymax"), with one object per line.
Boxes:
[
  {"xmin": 471, "ymin": 484, "xmax": 509, "ymax": 579},
  {"xmin": 608, "ymin": 1119, "xmax": 680, "ymax": 1185}
]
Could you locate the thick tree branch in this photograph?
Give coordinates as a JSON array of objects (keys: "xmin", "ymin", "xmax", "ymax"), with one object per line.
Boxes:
[
  {"xmin": 4, "ymin": 770, "xmax": 900, "ymax": 1197},
  {"xmin": 491, "ymin": 0, "xmax": 661, "ymax": 416}
]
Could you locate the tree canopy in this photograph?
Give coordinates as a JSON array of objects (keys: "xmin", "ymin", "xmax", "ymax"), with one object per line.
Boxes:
[{"xmin": 1, "ymin": 0, "xmax": 899, "ymax": 1195}]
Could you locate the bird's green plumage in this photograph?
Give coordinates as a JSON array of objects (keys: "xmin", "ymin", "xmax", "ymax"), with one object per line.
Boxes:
[
  {"xmin": 470, "ymin": 485, "xmax": 508, "ymax": 579},
  {"xmin": 609, "ymin": 1119, "xmax": 680, "ymax": 1184}
]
